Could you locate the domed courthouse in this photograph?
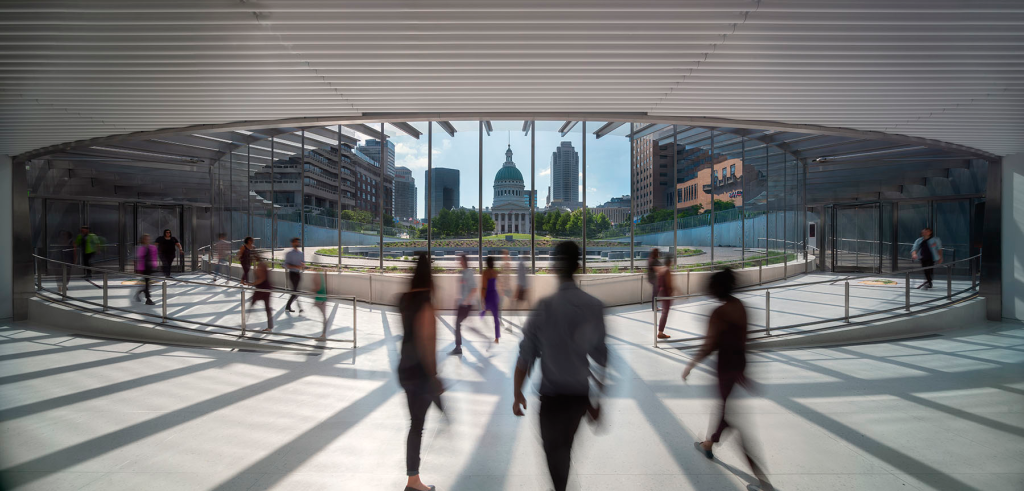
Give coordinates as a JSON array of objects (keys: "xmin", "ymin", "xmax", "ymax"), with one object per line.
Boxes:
[{"xmin": 489, "ymin": 146, "xmax": 531, "ymax": 234}]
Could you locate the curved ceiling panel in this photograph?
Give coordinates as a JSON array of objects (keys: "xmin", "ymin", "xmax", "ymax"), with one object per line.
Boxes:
[{"xmin": 1, "ymin": 0, "xmax": 1022, "ymax": 157}]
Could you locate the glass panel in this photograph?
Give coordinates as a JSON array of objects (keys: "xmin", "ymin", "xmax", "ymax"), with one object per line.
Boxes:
[
  {"xmin": 743, "ymin": 138, "xmax": 768, "ymax": 268},
  {"xmin": 428, "ymin": 121, "xmax": 480, "ymax": 272},
  {"xmin": 833, "ymin": 203, "xmax": 880, "ymax": 273},
  {"xmin": 585, "ymin": 121, "xmax": 631, "ymax": 273},
  {"xmin": 534, "ymin": 120, "xmax": 582, "ymax": 272},
  {"xmin": 934, "ymin": 199, "xmax": 970, "ymax": 275},
  {"xmin": 897, "ymin": 201, "xmax": 929, "ymax": 271},
  {"xmin": 86, "ymin": 202, "xmax": 120, "ymax": 272},
  {"xmin": 483, "ymin": 121, "xmax": 531, "ymax": 274},
  {"xmin": 45, "ymin": 200, "xmax": 81, "ymax": 275}
]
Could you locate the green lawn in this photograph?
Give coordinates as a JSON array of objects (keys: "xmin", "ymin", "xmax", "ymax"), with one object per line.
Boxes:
[{"xmin": 481, "ymin": 233, "xmax": 545, "ymax": 240}]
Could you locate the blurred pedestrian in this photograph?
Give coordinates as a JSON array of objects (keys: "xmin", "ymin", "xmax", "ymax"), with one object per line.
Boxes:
[
  {"xmin": 248, "ymin": 254, "xmax": 274, "ymax": 333},
  {"xmin": 683, "ymin": 269, "xmax": 771, "ymax": 490},
  {"xmin": 514, "ymin": 256, "xmax": 531, "ymax": 310},
  {"xmin": 513, "ymin": 241, "xmax": 608, "ymax": 491},
  {"xmin": 214, "ymin": 233, "xmax": 231, "ymax": 281},
  {"xmin": 133, "ymin": 234, "xmax": 157, "ymax": 305},
  {"xmin": 911, "ymin": 227, "xmax": 943, "ymax": 289},
  {"xmin": 449, "ymin": 254, "xmax": 476, "ymax": 356},
  {"xmin": 646, "ymin": 247, "xmax": 661, "ymax": 307},
  {"xmin": 156, "ymin": 229, "xmax": 183, "ymax": 278},
  {"xmin": 479, "ymin": 255, "xmax": 501, "ymax": 343},
  {"xmin": 238, "ymin": 237, "xmax": 254, "ymax": 285},
  {"xmin": 284, "ymin": 238, "xmax": 305, "ymax": 313},
  {"xmin": 73, "ymin": 225, "xmax": 100, "ymax": 279},
  {"xmin": 313, "ymin": 269, "xmax": 329, "ymax": 341},
  {"xmin": 657, "ymin": 254, "xmax": 674, "ymax": 339},
  {"xmin": 398, "ymin": 254, "xmax": 444, "ymax": 491}
]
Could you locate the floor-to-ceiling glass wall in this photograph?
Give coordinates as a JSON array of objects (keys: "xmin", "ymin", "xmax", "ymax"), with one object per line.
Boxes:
[
  {"xmin": 483, "ymin": 121, "xmax": 532, "ymax": 273},
  {"xmin": 585, "ymin": 121, "xmax": 632, "ymax": 273},
  {"xmin": 428, "ymin": 121, "xmax": 480, "ymax": 272}
]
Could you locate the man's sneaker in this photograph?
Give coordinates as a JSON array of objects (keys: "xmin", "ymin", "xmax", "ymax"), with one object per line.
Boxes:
[
  {"xmin": 314, "ymin": 335, "xmax": 327, "ymax": 342},
  {"xmin": 448, "ymin": 347, "xmax": 463, "ymax": 356},
  {"xmin": 145, "ymin": 299, "xmax": 156, "ymax": 305}
]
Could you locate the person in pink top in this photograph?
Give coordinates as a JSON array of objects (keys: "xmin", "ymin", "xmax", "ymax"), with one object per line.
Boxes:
[{"xmin": 134, "ymin": 234, "xmax": 158, "ymax": 305}]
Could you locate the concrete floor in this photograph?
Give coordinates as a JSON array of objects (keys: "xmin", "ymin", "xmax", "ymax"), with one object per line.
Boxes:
[{"xmin": 1, "ymin": 297, "xmax": 1022, "ymax": 490}]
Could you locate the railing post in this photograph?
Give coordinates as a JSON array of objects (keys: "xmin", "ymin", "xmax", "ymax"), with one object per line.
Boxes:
[
  {"xmin": 653, "ymin": 296, "xmax": 659, "ymax": 347},
  {"xmin": 971, "ymin": 257, "xmax": 977, "ymax": 291},
  {"xmin": 61, "ymin": 264, "xmax": 68, "ymax": 300},
  {"xmin": 905, "ymin": 272, "xmax": 911, "ymax": 311},
  {"xmin": 36, "ymin": 257, "xmax": 42, "ymax": 290},
  {"xmin": 765, "ymin": 290, "xmax": 771, "ymax": 335},
  {"xmin": 758, "ymin": 260, "xmax": 763, "ymax": 285},
  {"xmin": 240, "ymin": 289, "xmax": 246, "ymax": 334},
  {"xmin": 352, "ymin": 298, "xmax": 358, "ymax": 348},
  {"xmin": 102, "ymin": 272, "xmax": 108, "ymax": 312},
  {"xmin": 161, "ymin": 280, "xmax": 168, "ymax": 323},
  {"xmin": 844, "ymin": 281, "xmax": 850, "ymax": 323},
  {"xmin": 947, "ymin": 263, "xmax": 952, "ymax": 300}
]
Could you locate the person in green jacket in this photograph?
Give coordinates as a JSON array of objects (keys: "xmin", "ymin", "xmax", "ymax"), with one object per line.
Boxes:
[{"xmin": 74, "ymin": 226, "xmax": 101, "ymax": 279}]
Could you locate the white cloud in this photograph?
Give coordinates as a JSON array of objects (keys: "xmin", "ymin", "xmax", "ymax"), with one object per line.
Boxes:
[
  {"xmin": 394, "ymin": 142, "xmax": 417, "ymax": 155},
  {"xmin": 432, "ymin": 138, "xmax": 453, "ymax": 154},
  {"xmin": 589, "ymin": 187, "xmax": 598, "ymax": 192},
  {"xmin": 539, "ymin": 167, "xmax": 551, "ymax": 176}
]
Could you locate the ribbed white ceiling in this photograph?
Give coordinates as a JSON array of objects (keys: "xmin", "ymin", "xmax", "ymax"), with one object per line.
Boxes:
[{"xmin": 2, "ymin": 0, "xmax": 1022, "ymax": 158}]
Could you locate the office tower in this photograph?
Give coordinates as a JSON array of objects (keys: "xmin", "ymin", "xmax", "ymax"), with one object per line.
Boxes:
[
  {"xmin": 394, "ymin": 166, "xmax": 417, "ymax": 221},
  {"xmin": 550, "ymin": 141, "xmax": 579, "ymax": 209},
  {"xmin": 426, "ymin": 167, "xmax": 460, "ymax": 218}
]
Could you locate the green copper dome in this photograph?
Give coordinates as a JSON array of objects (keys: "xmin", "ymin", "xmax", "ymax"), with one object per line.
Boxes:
[{"xmin": 494, "ymin": 165, "xmax": 523, "ymax": 182}]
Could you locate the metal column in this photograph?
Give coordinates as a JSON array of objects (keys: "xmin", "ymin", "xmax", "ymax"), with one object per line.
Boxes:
[
  {"xmin": 980, "ymin": 158, "xmax": 1001, "ymax": 320},
  {"xmin": 336, "ymin": 126, "xmax": 343, "ymax": 270},
  {"xmin": 530, "ymin": 120, "xmax": 536, "ymax": 273},
  {"xmin": 426, "ymin": 123, "xmax": 432, "ymax": 260},
  {"xmin": 672, "ymin": 125, "xmax": 678, "ymax": 256},
  {"xmin": 783, "ymin": 153, "xmax": 788, "ymax": 278},
  {"xmin": 582, "ymin": 121, "xmax": 587, "ymax": 273},
  {"xmin": 378, "ymin": 123, "xmax": 385, "ymax": 271},
  {"xmin": 247, "ymin": 143, "xmax": 252, "ymax": 238},
  {"xmin": 629, "ymin": 123, "xmax": 635, "ymax": 273},
  {"xmin": 709, "ymin": 129, "xmax": 715, "ymax": 266},
  {"xmin": 478, "ymin": 121, "xmax": 483, "ymax": 272},
  {"xmin": 300, "ymin": 129, "xmax": 306, "ymax": 256},
  {"xmin": 270, "ymin": 136, "xmax": 276, "ymax": 267}
]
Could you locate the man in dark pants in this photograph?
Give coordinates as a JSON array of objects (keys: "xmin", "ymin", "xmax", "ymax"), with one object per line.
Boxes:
[
  {"xmin": 911, "ymin": 228, "xmax": 943, "ymax": 289},
  {"xmin": 513, "ymin": 241, "xmax": 607, "ymax": 491},
  {"xmin": 284, "ymin": 238, "xmax": 305, "ymax": 313},
  {"xmin": 73, "ymin": 226, "xmax": 99, "ymax": 279},
  {"xmin": 155, "ymin": 229, "xmax": 183, "ymax": 278}
]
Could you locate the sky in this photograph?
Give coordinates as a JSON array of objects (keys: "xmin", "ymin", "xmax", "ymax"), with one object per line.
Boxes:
[{"xmin": 352, "ymin": 121, "xmax": 632, "ymax": 220}]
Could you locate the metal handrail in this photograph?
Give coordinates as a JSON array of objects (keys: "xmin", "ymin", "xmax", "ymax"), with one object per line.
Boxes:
[
  {"xmin": 652, "ymin": 253, "xmax": 981, "ymax": 347},
  {"xmin": 32, "ymin": 254, "xmax": 358, "ymax": 348},
  {"xmin": 196, "ymin": 237, "xmax": 262, "ymax": 253}
]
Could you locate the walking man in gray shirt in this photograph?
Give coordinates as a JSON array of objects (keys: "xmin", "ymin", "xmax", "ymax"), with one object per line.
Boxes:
[
  {"xmin": 284, "ymin": 238, "xmax": 304, "ymax": 313},
  {"xmin": 512, "ymin": 241, "xmax": 608, "ymax": 491},
  {"xmin": 449, "ymin": 254, "xmax": 476, "ymax": 356}
]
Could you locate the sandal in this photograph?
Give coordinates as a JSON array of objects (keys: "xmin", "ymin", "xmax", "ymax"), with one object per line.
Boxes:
[{"xmin": 694, "ymin": 441, "xmax": 713, "ymax": 459}]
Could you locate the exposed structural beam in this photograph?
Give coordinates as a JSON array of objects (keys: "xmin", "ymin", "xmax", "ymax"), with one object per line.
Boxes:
[
  {"xmin": 522, "ymin": 120, "xmax": 533, "ymax": 135},
  {"xmin": 629, "ymin": 123, "xmax": 670, "ymax": 139},
  {"xmin": 389, "ymin": 122, "xmax": 422, "ymax": 140},
  {"xmin": 558, "ymin": 121, "xmax": 578, "ymax": 137},
  {"xmin": 482, "ymin": 120, "xmax": 493, "ymax": 136},
  {"xmin": 342, "ymin": 124, "xmax": 385, "ymax": 141},
  {"xmin": 436, "ymin": 121, "xmax": 456, "ymax": 137},
  {"xmin": 593, "ymin": 121, "xmax": 625, "ymax": 139},
  {"xmin": 304, "ymin": 126, "xmax": 360, "ymax": 146}
]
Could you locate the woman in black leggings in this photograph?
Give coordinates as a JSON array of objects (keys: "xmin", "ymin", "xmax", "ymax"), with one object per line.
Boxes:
[{"xmin": 397, "ymin": 254, "xmax": 443, "ymax": 491}]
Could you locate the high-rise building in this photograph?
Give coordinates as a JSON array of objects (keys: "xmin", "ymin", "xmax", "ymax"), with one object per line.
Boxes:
[
  {"xmin": 250, "ymin": 133, "xmax": 393, "ymax": 218},
  {"xmin": 426, "ymin": 167, "xmax": 460, "ymax": 218},
  {"xmin": 356, "ymin": 139, "xmax": 396, "ymax": 178},
  {"xmin": 523, "ymin": 189, "xmax": 537, "ymax": 208},
  {"xmin": 550, "ymin": 141, "xmax": 580, "ymax": 209},
  {"xmin": 394, "ymin": 166, "xmax": 417, "ymax": 221},
  {"xmin": 631, "ymin": 134, "xmax": 673, "ymax": 217}
]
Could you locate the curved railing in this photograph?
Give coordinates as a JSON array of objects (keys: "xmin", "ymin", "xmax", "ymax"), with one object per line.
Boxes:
[
  {"xmin": 652, "ymin": 253, "xmax": 981, "ymax": 348},
  {"xmin": 31, "ymin": 254, "xmax": 358, "ymax": 349}
]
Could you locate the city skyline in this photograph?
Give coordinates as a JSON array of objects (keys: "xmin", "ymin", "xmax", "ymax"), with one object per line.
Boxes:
[{"xmin": 349, "ymin": 121, "xmax": 632, "ymax": 221}]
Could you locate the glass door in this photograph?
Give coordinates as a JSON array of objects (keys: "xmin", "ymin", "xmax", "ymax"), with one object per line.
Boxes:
[
  {"xmin": 138, "ymin": 205, "xmax": 184, "ymax": 272},
  {"xmin": 832, "ymin": 203, "xmax": 881, "ymax": 273}
]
